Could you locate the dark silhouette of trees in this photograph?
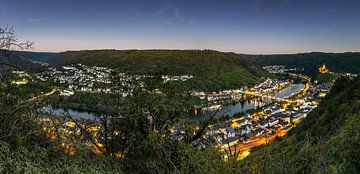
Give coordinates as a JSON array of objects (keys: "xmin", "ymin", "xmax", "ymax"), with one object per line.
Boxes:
[{"xmin": 0, "ymin": 25, "xmax": 33, "ymax": 56}]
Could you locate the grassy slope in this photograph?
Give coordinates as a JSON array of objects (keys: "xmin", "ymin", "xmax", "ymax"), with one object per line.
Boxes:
[{"xmin": 238, "ymin": 77, "xmax": 360, "ymax": 173}]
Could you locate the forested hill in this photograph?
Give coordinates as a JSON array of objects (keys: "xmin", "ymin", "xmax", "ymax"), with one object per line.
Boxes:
[
  {"xmin": 0, "ymin": 56, "xmax": 43, "ymax": 73},
  {"xmin": 48, "ymin": 50, "xmax": 263, "ymax": 76},
  {"xmin": 238, "ymin": 76, "xmax": 360, "ymax": 173},
  {"xmin": 15, "ymin": 51, "xmax": 360, "ymax": 76},
  {"xmin": 248, "ymin": 52, "xmax": 360, "ymax": 76},
  {"xmin": 12, "ymin": 51, "xmax": 58, "ymax": 63},
  {"xmin": 21, "ymin": 50, "xmax": 273, "ymax": 90}
]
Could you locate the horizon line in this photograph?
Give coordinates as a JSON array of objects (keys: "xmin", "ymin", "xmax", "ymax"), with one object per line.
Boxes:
[{"xmin": 21, "ymin": 48, "xmax": 360, "ymax": 56}]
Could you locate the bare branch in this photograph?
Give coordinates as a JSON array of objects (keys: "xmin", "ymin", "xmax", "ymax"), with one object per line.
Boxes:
[{"xmin": 0, "ymin": 25, "xmax": 34, "ymax": 57}]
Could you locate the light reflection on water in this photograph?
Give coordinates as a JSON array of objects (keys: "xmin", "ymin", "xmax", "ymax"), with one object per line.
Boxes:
[
  {"xmin": 214, "ymin": 83, "xmax": 305, "ymax": 118},
  {"xmin": 44, "ymin": 83, "xmax": 305, "ymax": 120}
]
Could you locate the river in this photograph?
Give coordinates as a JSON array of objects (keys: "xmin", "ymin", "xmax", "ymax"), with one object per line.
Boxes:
[
  {"xmin": 214, "ymin": 83, "xmax": 305, "ymax": 118},
  {"xmin": 43, "ymin": 106, "xmax": 98, "ymax": 120},
  {"xmin": 43, "ymin": 83, "xmax": 305, "ymax": 120}
]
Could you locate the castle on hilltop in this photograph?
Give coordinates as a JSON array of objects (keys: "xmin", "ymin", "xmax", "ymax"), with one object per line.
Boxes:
[{"xmin": 318, "ymin": 64, "xmax": 329, "ymax": 74}]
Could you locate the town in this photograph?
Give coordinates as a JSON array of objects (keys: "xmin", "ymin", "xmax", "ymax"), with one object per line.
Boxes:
[{"xmin": 9, "ymin": 63, "xmax": 351, "ymax": 158}]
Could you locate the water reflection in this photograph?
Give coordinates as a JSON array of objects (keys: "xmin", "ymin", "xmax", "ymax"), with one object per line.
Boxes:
[
  {"xmin": 214, "ymin": 83, "xmax": 305, "ymax": 118},
  {"xmin": 43, "ymin": 83, "xmax": 305, "ymax": 121},
  {"xmin": 43, "ymin": 106, "xmax": 98, "ymax": 120}
]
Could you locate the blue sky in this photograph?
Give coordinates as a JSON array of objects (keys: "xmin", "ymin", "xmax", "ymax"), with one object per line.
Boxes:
[{"xmin": 0, "ymin": 0, "xmax": 360, "ymax": 54}]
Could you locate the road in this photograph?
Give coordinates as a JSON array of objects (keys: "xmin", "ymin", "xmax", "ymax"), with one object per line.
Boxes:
[
  {"xmin": 228, "ymin": 128, "xmax": 289, "ymax": 153},
  {"xmin": 29, "ymin": 87, "xmax": 59, "ymax": 101}
]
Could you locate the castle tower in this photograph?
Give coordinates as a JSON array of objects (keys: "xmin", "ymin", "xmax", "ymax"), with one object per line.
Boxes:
[{"xmin": 318, "ymin": 64, "xmax": 329, "ymax": 74}]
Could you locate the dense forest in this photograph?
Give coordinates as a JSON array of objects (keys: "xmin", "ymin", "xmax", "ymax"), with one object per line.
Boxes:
[
  {"xmin": 0, "ymin": 55, "xmax": 43, "ymax": 73},
  {"xmin": 249, "ymin": 52, "xmax": 360, "ymax": 77}
]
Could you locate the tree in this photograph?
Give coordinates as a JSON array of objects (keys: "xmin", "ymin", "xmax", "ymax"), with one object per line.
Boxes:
[
  {"xmin": 0, "ymin": 25, "xmax": 33, "ymax": 56},
  {"xmin": 49, "ymin": 71, "xmax": 230, "ymax": 173},
  {"xmin": 0, "ymin": 25, "xmax": 34, "ymax": 72}
]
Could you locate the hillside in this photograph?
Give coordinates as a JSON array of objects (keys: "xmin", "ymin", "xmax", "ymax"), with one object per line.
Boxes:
[
  {"xmin": 12, "ymin": 51, "xmax": 58, "ymax": 63},
  {"xmin": 25, "ymin": 50, "xmax": 273, "ymax": 90},
  {"xmin": 248, "ymin": 52, "xmax": 360, "ymax": 77},
  {"xmin": 50, "ymin": 50, "xmax": 261, "ymax": 75},
  {"xmin": 238, "ymin": 77, "xmax": 360, "ymax": 173},
  {"xmin": 0, "ymin": 55, "xmax": 44, "ymax": 73}
]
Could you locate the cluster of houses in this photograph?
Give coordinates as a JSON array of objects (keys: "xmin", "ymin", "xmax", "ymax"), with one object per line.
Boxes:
[
  {"xmin": 35, "ymin": 64, "xmax": 194, "ymax": 96},
  {"xmin": 36, "ymin": 64, "xmax": 115, "ymax": 95},
  {"xmin": 191, "ymin": 78, "xmax": 290, "ymax": 102},
  {"xmin": 207, "ymin": 97, "xmax": 318, "ymax": 149},
  {"xmin": 262, "ymin": 65, "xmax": 303, "ymax": 74},
  {"xmin": 252, "ymin": 78, "xmax": 290, "ymax": 94},
  {"xmin": 162, "ymin": 75, "xmax": 193, "ymax": 82},
  {"xmin": 11, "ymin": 71, "xmax": 30, "ymax": 85},
  {"xmin": 262, "ymin": 65, "xmax": 287, "ymax": 74}
]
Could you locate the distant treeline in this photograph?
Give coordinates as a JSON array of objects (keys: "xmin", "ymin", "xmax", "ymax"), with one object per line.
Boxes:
[{"xmin": 248, "ymin": 52, "xmax": 360, "ymax": 77}]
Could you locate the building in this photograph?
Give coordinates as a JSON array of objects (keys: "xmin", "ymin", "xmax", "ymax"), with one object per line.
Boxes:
[
  {"xmin": 318, "ymin": 64, "xmax": 329, "ymax": 74},
  {"xmin": 225, "ymin": 127, "xmax": 236, "ymax": 138}
]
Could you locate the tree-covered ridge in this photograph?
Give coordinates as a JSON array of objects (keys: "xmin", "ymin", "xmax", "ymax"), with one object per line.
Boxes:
[
  {"xmin": 51, "ymin": 50, "xmax": 259, "ymax": 75},
  {"xmin": 250, "ymin": 52, "xmax": 360, "ymax": 76},
  {"xmin": 238, "ymin": 77, "xmax": 360, "ymax": 173},
  {"xmin": 23, "ymin": 49, "xmax": 272, "ymax": 90}
]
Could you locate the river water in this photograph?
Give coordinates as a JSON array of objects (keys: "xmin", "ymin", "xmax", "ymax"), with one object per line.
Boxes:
[
  {"xmin": 44, "ymin": 83, "xmax": 305, "ymax": 120},
  {"xmin": 43, "ymin": 106, "xmax": 98, "ymax": 120},
  {"xmin": 214, "ymin": 83, "xmax": 305, "ymax": 117}
]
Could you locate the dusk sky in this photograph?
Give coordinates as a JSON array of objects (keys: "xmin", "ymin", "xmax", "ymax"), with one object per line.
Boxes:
[{"xmin": 1, "ymin": 0, "xmax": 360, "ymax": 54}]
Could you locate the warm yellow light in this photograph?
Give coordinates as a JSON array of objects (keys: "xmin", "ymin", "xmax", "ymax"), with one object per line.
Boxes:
[
  {"xmin": 66, "ymin": 121, "xmax": 76, "ymax": 128},
  {"xmin": 318, "ymin": 64, "xmax": 329, "ymax": 74}
]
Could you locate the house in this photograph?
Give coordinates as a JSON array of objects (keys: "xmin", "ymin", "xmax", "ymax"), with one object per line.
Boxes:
[
  {"xmin": 264, "ymin": 108, "xmax": 272, "ymax": 115},
  {"xmin": 259, "ymin": 119, "xmax": 269, "ymax": 129},
  {"xmin": 225, "ymin": 127, "xmax": 236, "ymax": 138},
  {"xmin": 221, "ymin": 137, "xmax": 239, "ymax": 148},
  {"xmin": 254, "ymin": 128, "xmax": 265, "ymax": 137},
  {"xmin": 236, "ymin": 118, "xmax": 248, "ymax": 126},
  {"xmin": 271, "ymin": 105, "xmax": 285, "ymax": 113},
  {"xmin": 238, "ymin": 125, "xmax": 251, "ymax": 135},
  {"xmin": 268, "ymin": 117, "xmax": 279, "ymax": 127},
  {"xmin": 60, "ymin": 90, "xmax": 74, "ymax": 96},
  {"xmin": 291, "ymin": 112, "xmax": 304, "ymax": 123}
]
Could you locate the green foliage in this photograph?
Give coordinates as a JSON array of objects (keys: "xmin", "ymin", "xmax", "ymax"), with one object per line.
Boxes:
[
  {"xmin": 54, "ymin": 91, "xmax": 121, "ymax": 113},
  {"xmin": 0, "ymin": 141, "xmax": 123, "ymax": 173},
  {"xmin": 0, "ymin": 84, "xmax": 39, "ymax": 146},
  {"xmin": 316, "ymin": 73, "xmax": 338, "ymax": 84}
]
